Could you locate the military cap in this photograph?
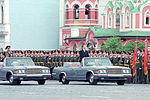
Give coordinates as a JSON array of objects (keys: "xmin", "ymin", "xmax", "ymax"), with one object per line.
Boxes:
[{"xmin": 5, "ymin": 45, "xmax": 11, "ymax": 50}]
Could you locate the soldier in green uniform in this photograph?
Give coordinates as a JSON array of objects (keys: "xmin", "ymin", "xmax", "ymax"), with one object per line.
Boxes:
[
  {"xmin": 135, "ymin": 49, "xmax": 143, "ymax": 84},
  {"xmin": 109, "ymin": 51, "xmax": 114, "ymax": 64},
  {"xmin": 119, "ymin": 51, "xmax": 125, "ymax": 67},
  {"xmin": 59, "ymin": 51, "xmax": 63, "ymax": 67},
  {"xmin": 4, "ymin": 46, "xmax": 12, "ymax": 57},
  {"xmin": 124, "ymin": 52, "xmax": 130, "ymax": 67},
  {"xmin": 47, "ymin": 52, "xmax": 53, "ymax": 73}
]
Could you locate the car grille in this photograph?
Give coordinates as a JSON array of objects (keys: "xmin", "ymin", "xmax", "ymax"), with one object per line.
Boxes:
[
  {"xmin": 26, "ymin": 68, "xmax": 42, "ymax": 74},
  {"xmin": 107, "ymin": 68, "xmax": 123, "ymax": 74}
]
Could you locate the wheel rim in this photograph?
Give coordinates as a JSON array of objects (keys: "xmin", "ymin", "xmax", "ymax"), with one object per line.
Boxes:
[
  {"xmin": 89, "ymin": 74, "xmax": 94, "ymax": 83},
  {"xmin": 9, "ymin": 75, "xmax": 14, "ymax": 83},
  {"xmin": 62, "ymin": 75, "xmax": 66, "ymax": 83}
]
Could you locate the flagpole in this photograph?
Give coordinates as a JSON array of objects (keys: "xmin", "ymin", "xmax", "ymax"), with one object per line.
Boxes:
[{"xmin": 146, "ymin": 38, "xmax": 149, "ymax": 83}]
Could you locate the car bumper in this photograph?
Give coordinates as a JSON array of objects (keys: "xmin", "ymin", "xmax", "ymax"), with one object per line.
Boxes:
[
  {"xmin": 13, "ymin": 74, "xmax": 51, "ymax": 81},
  {"xmin": 94, "ymin": 74, "xmax": 132, "ymax": 81}
]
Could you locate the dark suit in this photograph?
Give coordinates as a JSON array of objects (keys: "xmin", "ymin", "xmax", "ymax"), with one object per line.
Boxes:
[{"xmin": 79, "ymin": 50, "xmax": 89, "ymax": 62}]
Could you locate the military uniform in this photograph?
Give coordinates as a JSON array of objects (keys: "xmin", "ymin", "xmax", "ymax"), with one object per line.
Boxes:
[
  {"xmin": 134, "ymin": 54, "xmax": 142, "ymax": 83},
  {"xmin": 124, "ymin": 56, "xmax": 130, "ymax": 67}
]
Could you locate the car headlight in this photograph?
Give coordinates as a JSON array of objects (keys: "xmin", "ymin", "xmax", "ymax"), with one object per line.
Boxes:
[
  {"xmin": 42, "ymin": 69, "xmax": 50, "ymax": 74},
  {"xmin": 123, "ymin": 70, "xmax": 130, "ymax": 74},
  {"xmin": 96, "ymin": 70, "xmax": 107, "ymax": 74},
  {"xmin": 14, "ymin": 70, "xmax": 25, "ymax": 74}
]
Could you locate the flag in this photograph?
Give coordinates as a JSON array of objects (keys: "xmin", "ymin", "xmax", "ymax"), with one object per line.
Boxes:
[
  {"xmin": 132, "ymin": 41, "xmax": 138, "ymax": 76},
  {"xmin": 144, "ymin": 39, "xmax": 149, "ymax": 75}
]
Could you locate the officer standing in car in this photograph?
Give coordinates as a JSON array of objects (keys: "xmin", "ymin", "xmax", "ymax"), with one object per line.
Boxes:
[
  {"xmin": 79, "ymin": 44, "xmax": 89, "ymax": 63},
  {"xmin": 4, "ymin": 45, "xmax": 12, "ymax": 57}
]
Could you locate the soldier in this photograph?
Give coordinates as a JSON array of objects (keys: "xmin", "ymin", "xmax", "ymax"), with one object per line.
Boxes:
[
  {"xmin": 47, "ymin": 52, "xmax": 53, "ymax": 73},
  {"xmin": 4, "ymin": 45, "xmax": 12, "ymax": 57},
  {"xmin": 109, "ymin": 51, "xmax": 114, "ymax": 64},
  {"xmin": 70, "ymin": 51, "xmax": 75, "ymax": 62},
  {"xmin": 0, "ymin": 52, "xmax": 4, "ymax": 62},
  {"xmin": 135, "ymin": 49, "xmax": 143, "ymax": 84},
  {"xmin": 43, "ymin": 52, "xmax": 48, "ymax": 67},
  {"xmin": 51, "ymin": 51, "xmax": 55, "ymax": 71},
  {"xmin": 57, "ymin": 50, "xmax": 62, "ymax": 67},
  {"xmin": 124, "ymin": 52, "xmax": 131, "ymax": 83},
  {"xmin": 113, "ymin": 52, "xmax": 118, "ymax": 66},
  {"xmin": 119, "ymin": 51, "xmax": 125, "ymax": 67},
  {"xmin": 59, "ymin": 51, "xmax": 63, "ymax": 67}
]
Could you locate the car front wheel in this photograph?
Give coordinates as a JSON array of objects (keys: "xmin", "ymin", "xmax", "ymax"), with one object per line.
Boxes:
[
  {"xmin": 61, "ymin": 74, "xmax": 69, "ymax": 84},
  {"xmin": 37, "ymin": 80, "xmax": 46, "ymax": 85},
  {"xmin": 88, "ymin": 74, "xmax": 97, "ymax": 85},
  {"xmin": 117, "ymin": 80, "xmax": 125, "ymax": 85},
  {"xmin": 8, "ymin": 74, "xmax": 21, "ymax": 85}
]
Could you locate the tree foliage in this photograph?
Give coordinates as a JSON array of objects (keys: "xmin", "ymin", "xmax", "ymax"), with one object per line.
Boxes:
[
  {"xmin": 102, "ymin": 37, "xmax": 145, "ymax": 52},
  {"xmin": 102, "ymin": 37, "xmax": 123, "ymax": 52},
  {"xmin": 123, "ymin": 41, "xmax": 145, "ymax": 52}
]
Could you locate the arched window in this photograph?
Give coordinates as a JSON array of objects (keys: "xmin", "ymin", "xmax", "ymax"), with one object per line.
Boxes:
[
  {"xmin": 85, "ymin": 5, "xmax": 90, "ymax": 19},
  {"xmin": 126, "ymin": 11, "xmax": 129, "ymax": 26},
  {"xmin": 66, "ymin": 5, "xmax": 69, "ymax": 19},
  {"xmin": 74, "ymin": 5, "xmax": 79, "ymax": 19},
  {"xmin": 1, "ymin": 5, "xmax": 4, "ymax": 24},
  {"xmin": 108, "ymin": 12, "xmax": 112, "ymax": 27},
  {"xmin": 116, "ymin": 8, "xmax": 120, "ymax": 26},
  {"xmin": 144, "ymin": 10, "xmax": 150, "ymax": 26},
  {"xmin": 95, "ymin": 5, "xmax": 98, "ymax": 19}
]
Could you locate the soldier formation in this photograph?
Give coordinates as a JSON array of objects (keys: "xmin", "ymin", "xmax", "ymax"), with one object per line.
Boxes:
[{"xmin": 0, "ymin": 49, "xmax": 150, "ymax": 84}]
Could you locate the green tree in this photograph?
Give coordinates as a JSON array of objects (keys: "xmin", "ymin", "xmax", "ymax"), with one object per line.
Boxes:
[
  {"xmin": 102, "ymin": 37, "xmax": 123, "ymax": 52},
  {"xmin": 123, "ymin": 41, "xmax": 145, "ymax": 52}
]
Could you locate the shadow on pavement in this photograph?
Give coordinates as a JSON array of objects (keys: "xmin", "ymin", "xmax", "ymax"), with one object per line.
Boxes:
[{"xmin": 0, "ymin": 83, "xmax": 38, "ymax": 86}]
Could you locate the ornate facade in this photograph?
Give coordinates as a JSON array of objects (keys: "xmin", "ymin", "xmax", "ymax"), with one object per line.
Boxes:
[{"xmin": 59, "ymin": 0, "xmax": 150, "ymax": 50}]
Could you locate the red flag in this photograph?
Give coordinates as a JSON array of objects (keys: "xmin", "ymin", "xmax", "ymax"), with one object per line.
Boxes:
[
  {"xmin": 144, "ymin": 39, "xmax": 149, "ymax": 75},
  {"xmin": 132, "ymin": 41, "xmax": 138, "ymax": 76}
]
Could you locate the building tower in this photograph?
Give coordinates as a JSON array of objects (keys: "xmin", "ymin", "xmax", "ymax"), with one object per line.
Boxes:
[
  {"xmin": 59, "ymin": 0, "xmax": 101, "ymax": 50},
  {"xmin": 0, "ymin": 0, "xmax": 10, "ymax": 51}
]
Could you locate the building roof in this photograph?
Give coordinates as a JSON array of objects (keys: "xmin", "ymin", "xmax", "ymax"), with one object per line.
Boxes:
[
  {"xmin": 117, "ymin": 2, "xmax": 123, "ymax": 10},
  {"xmin": 108, "ymin": 1, "xmax": 114, "ymax": 11},
  {"xmin": 138, "ymin": 0, "xmax": 149, "ymax": 12},
  {"xmin": 66, "ymin": 28, "xmax": 150, "ymax": 40},
  {"xmin": 126, "ymin": 1, "xmax": 134, "ymax": 11},
  {"xmin": 106, "ymin": 0, "xmax": 149, "ymax": 13},
  {"xmin": 90, "ymin": 28, "xmax": 119, "ymax": 38},
  {"xmin": 65, "ymin": 35, "xmax": 86, "ymax": 40},
  {"xmin": 119, "ymin": 31, "xmax": 150, "ymax": 37}
]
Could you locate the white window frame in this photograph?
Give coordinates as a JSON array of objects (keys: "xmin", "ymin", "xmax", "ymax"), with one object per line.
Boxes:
[
  {"xmin": 125, "ymin": 11, "xmax": 130, "ymax": 27},
  {"xmin": 144, "ymin": 10, "xmax": 150, "ymax": 27},
  {"xmin": 108, "ymin": 12, "xmax": 112, "ymax": 28}
]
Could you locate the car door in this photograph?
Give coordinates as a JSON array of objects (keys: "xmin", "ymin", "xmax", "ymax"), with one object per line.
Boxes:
[
  {"xmin": 0, "ymin": 66, "xmax": 3, "ymax": 80},
  {"xmin": 0, "ymin": 66, "xmax": 7, "ymax": 80},
  {"xmin": 65, "ymin": 67, "xmax": 77, "ymax": 80},
  {"xmin": 72, "ymin": 66, "xmax": 87, "ymax": 80}
]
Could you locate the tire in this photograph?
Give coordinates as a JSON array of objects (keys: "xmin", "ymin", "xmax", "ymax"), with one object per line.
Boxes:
[
  {"xmin": 88, "ymin": 74, "xmax": 97, "ymax": 85},
  {"xmin": 38, "ymin": 80, "xmax": 46, "ymax": 85},
  {"xmin": 8, "ymin": 74, "xmax": 20, "ymax": 85},
  {"xmin": 117, "ymin": 81, "xmax": 125, "ymax": 85},
  {"xmin": 61, "ymin": 74, "xmax": 69, "ymax": 84}
]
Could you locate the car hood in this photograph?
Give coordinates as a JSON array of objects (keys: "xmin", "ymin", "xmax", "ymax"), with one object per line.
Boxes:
[
  {"xmin": 12, "ymin": 66, "xmax": 49, "ymax": 70},
  {"xmin": 86, "ymin": 66, "xmax": 129, "ymax": 69}
]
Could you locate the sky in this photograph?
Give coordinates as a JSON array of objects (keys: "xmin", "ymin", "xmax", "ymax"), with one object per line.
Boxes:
[{"xmin": 9, "ymin": 0, "xmax": 59, "ymax": 50}]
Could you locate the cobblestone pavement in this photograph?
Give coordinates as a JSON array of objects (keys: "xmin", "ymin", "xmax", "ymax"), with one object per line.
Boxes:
[{"xmin": 0, "ymin": 80, "xmax": 150, "ymax": 100}]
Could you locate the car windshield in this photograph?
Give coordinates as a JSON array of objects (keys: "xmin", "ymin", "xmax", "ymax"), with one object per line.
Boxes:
[
  {"xmin": 84, "ymin": 58, "xmax": 113, "ymax": 66},
  {"xmin": 6, "ymin": 58, "xmax": 35, "ymax": 66}
]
